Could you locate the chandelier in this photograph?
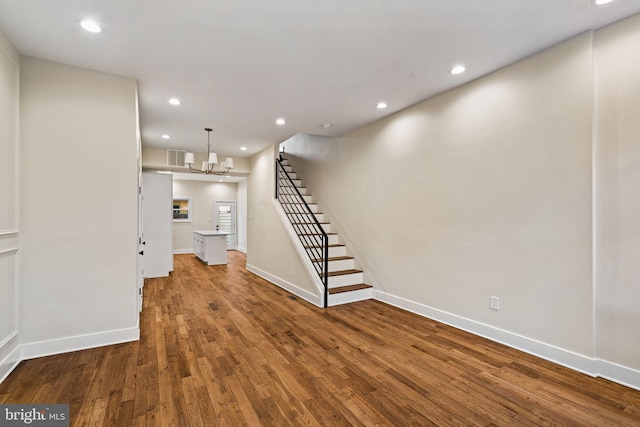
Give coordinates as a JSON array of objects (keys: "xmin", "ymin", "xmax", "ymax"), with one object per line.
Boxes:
[{"xmin": 184, "ymin": 128, "xmax": 234, "ymax": 175}]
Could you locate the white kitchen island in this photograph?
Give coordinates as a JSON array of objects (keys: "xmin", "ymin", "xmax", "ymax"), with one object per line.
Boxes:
[{"xmin": 193, "ymin": 231, "xmax": 229, "ymax": 265}]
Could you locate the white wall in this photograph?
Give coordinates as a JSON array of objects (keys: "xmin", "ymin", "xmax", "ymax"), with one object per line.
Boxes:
[
  {"xmin": 0, "ymin": 30, "xmax": 20, "ymax": 382},
  {"xmin": 277, "ymin": 21, "xmax": 640, "ymax": 389},
  {"xmin": 19, "ymin": 57, "xmax": 139, "ymax": 353},
  {"xmin": 594, "ymin": 14, "xmax": 640, "ymax": 374},
  {"xmin": 285, "ymin": 30, "xmax": 595, "ymax": 351},
  {"xmin": 172, "ymin": 179, "xmax": 237, "ymax": 252},
  {"xmin": 247, "ymin": 145, "xmax": 316, "ymax": 296}
]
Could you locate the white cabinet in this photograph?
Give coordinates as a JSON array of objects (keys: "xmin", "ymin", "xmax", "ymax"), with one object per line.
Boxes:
[{"xmin": 193, "ymin": 231, "xmax": 228, "ymax": 265}]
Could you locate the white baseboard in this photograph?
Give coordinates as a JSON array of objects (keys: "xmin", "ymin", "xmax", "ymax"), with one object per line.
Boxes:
[
  {"xmin": 597, "ymin": 359, "xmax": 640, "ymax": 391},
  {"xmin": 0, "ymin": 331, "xmax": 20, "ymax": 384},
  {"xmin": 0, "ymin": 327, "xmax": 140, "ymax": 385},
  {"xmin": 173, "ymin": 249, "xmax": 193, "ymax": 254},
  {"xmin": 20, "ymin": 327, "xmax": 140, "ymax": 361},
  {"xmin": 374, "ymin": 290, "xmax": 640, "ymax": 391},
  {"xmin": 247, "ymin": 263, "xmax": 322, "ymax": 307},
  {"xmin": 236, "ymin": 246, "xmax": 247, "ymax": 253}
]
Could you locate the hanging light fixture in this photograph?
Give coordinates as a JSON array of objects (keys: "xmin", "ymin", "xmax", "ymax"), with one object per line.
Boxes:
[{"xmin": 184, "ymin": 128, "xmax": 234, "ymax": 175}]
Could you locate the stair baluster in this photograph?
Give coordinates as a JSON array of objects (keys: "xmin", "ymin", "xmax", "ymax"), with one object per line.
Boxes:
[{"xmin": 276, "ymin": 155, "xmax": 329, "ymax": 307}]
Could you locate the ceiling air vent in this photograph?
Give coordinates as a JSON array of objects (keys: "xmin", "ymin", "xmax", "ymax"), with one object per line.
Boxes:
[{"xmin": 167, "ymin": 149, "xmax": 186, "ymax": 167}]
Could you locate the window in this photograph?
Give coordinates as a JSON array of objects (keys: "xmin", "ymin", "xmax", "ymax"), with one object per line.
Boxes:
[{"xmin": 172, "ymin": 198, "xmax": 191, "ymax": 222}]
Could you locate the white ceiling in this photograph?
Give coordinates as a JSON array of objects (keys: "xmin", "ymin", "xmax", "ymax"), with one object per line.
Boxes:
[{"xmin": 1, "ymin": 0, "xmax": 639, "ymax": 158}]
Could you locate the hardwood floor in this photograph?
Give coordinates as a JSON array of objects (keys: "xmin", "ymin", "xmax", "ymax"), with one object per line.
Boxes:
[{"xmin": 1, "ymin": 251, "xmax": 639, "ymax": 426}]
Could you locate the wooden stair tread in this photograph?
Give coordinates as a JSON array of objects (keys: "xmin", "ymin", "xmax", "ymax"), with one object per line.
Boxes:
[
  {"xmin": 286, "ymin": 211, "xmax": 324, "ymax": 215},
  {"xmin": 311, "ymin": 256, "xmax": 353, "ymax": 262},
  {"xmin": 281, "ymin": 202, "xmax": 316, "ymax": 205},
  {"xmin": 328, "ymin": 284, "xmax": 373, "ymax": 294},
  {"xmin": 304, "ymin": 244, "xmax": 344, "ymax": 248},
  {"xmin": 328, "ymin": 269, "xmax": 362, "ymax": 277},
  {"xmin": 298, "ymin": 232, "xmax": 336, "ymax": 236}
]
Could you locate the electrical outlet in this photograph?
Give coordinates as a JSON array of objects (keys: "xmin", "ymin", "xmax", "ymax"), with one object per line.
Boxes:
[{"xmin": 490, "ymin": 296, "xmax": 499, "ymax": 310}]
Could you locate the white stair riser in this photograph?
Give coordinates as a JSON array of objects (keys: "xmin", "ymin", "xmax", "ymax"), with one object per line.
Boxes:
[
  {"xmin": 302, "ymin": 195, "xmax": 313, "ymax": 203},
  {"xmin": 297, "ymin": 187, "xmax": 308, "ymax": 195},
  {"xmin": 288, "ymin": 172, "xmax": 297, "ymax": 179},
  {"xmin": 328, "ymin": 272, "xmax": 364, "ymax": 288},
  {"xmin": 328, "ymin": 258, "xmax": 355, "ymax": 272},
  {"xmin": 328, "ymin": 287, "xmax": 373, "ymax": 306},
  {"xmin": 291, "ymin": 179, "xmax": 302, "ymax": 187},
  {"xmin": 328, "ymin": 246, "xmax": 346, "ymax": 257},
  {"xmin": 299, "ymin": 233, "xmax": 338, "ymax": 245},
  {"xmin": 305, "ymin": 245, "xmax": 346, "ymax": 258}
]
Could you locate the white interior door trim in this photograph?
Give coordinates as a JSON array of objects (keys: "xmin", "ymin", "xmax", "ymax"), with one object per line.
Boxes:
[{"xmin": 214, "ymin": 200, "xmax": 237, "ymax": 250}]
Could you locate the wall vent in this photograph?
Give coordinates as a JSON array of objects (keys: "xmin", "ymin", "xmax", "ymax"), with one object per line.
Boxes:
[{"xmin": 167, "ymin": 149, "xmax": 186, "ymax": 167}]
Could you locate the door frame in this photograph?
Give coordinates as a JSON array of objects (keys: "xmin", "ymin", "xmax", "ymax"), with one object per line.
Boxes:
[{"xmin": 214, "ymin": 200, "xmax": 237, "ymax": 250}]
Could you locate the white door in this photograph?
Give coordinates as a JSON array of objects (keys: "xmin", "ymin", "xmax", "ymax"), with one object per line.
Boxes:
[
  {"xmin": 214, "ymin": 200, "xmax": 236, "ymax": 250},
  {"xmin": 142, "ymin": 172, "xmax": 173, "ymax": 278},
  {"xmin": 138, "ymin": 180, "xmax": 144, "ymax": 312}
]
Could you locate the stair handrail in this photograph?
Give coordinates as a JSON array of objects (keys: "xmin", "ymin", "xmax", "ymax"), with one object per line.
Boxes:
[{"xmin": 275, "ymin": 155, "xmax": 329, "ymax": 307}]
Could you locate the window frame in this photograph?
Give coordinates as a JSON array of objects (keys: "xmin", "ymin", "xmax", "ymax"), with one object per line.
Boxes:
[{"xmin": 172, "ymin": 197, "xmax": 192, "ymax": 223}]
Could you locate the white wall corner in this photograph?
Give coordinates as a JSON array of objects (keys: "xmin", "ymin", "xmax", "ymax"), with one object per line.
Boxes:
[
  {"xmin": 246, "ymin": 263, "xmax": 322, "ymax": 307},
  {"xmin": 20, "ymin": 327, "xmax": 140, "ymax": 362}
]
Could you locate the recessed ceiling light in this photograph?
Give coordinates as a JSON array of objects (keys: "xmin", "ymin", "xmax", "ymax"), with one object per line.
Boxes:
[
  {"xmin": 593, "ymin": 0, "xmax": 614, "ymax": 5},
  {"xmin": 376, "ymin": 102, "xmax": 387, "ymax": 109},
  {"xmin": 240, "ymin": 146, "xmax": 247, "ymax": 151},
  {"xmin": 276, "ymin": 118, "xmax": 286, "ymax": 125},
  {"xmin": 168, "ymin": 98, "xmax": 181, "ymax": 106},
  {"xmin": 321, "ymin": 123, "xmax": 331, "ymax": 128},
  {"xmin": 80, "ymin": 20, "xmax": 102, "ymax": 33},
  {"xmin": 450, "ymin": 65, "xmax": 466, "ymax": 75},
  {"xmin": 161, "ymin": 134, "xmax": 171, "ymax": 139},
  {"xmin": 219, "ymin": 179, "xmax": 224, "ymax": 182}
]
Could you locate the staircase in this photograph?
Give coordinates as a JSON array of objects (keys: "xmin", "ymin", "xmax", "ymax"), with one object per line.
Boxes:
[{"xmin": 276, "ymin": 156, "xmax": 372, "ymax": 307}]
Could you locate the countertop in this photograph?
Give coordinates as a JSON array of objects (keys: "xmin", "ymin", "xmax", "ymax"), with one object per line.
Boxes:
[{"xmin": 193, "ymin": 230, "xmax": 229, "ymax": 236}]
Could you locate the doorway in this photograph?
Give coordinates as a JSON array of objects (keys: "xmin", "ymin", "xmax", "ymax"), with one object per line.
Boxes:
[{"xmin": 214, "ymin": 200, "xmax": 236, "ymax": 250}]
